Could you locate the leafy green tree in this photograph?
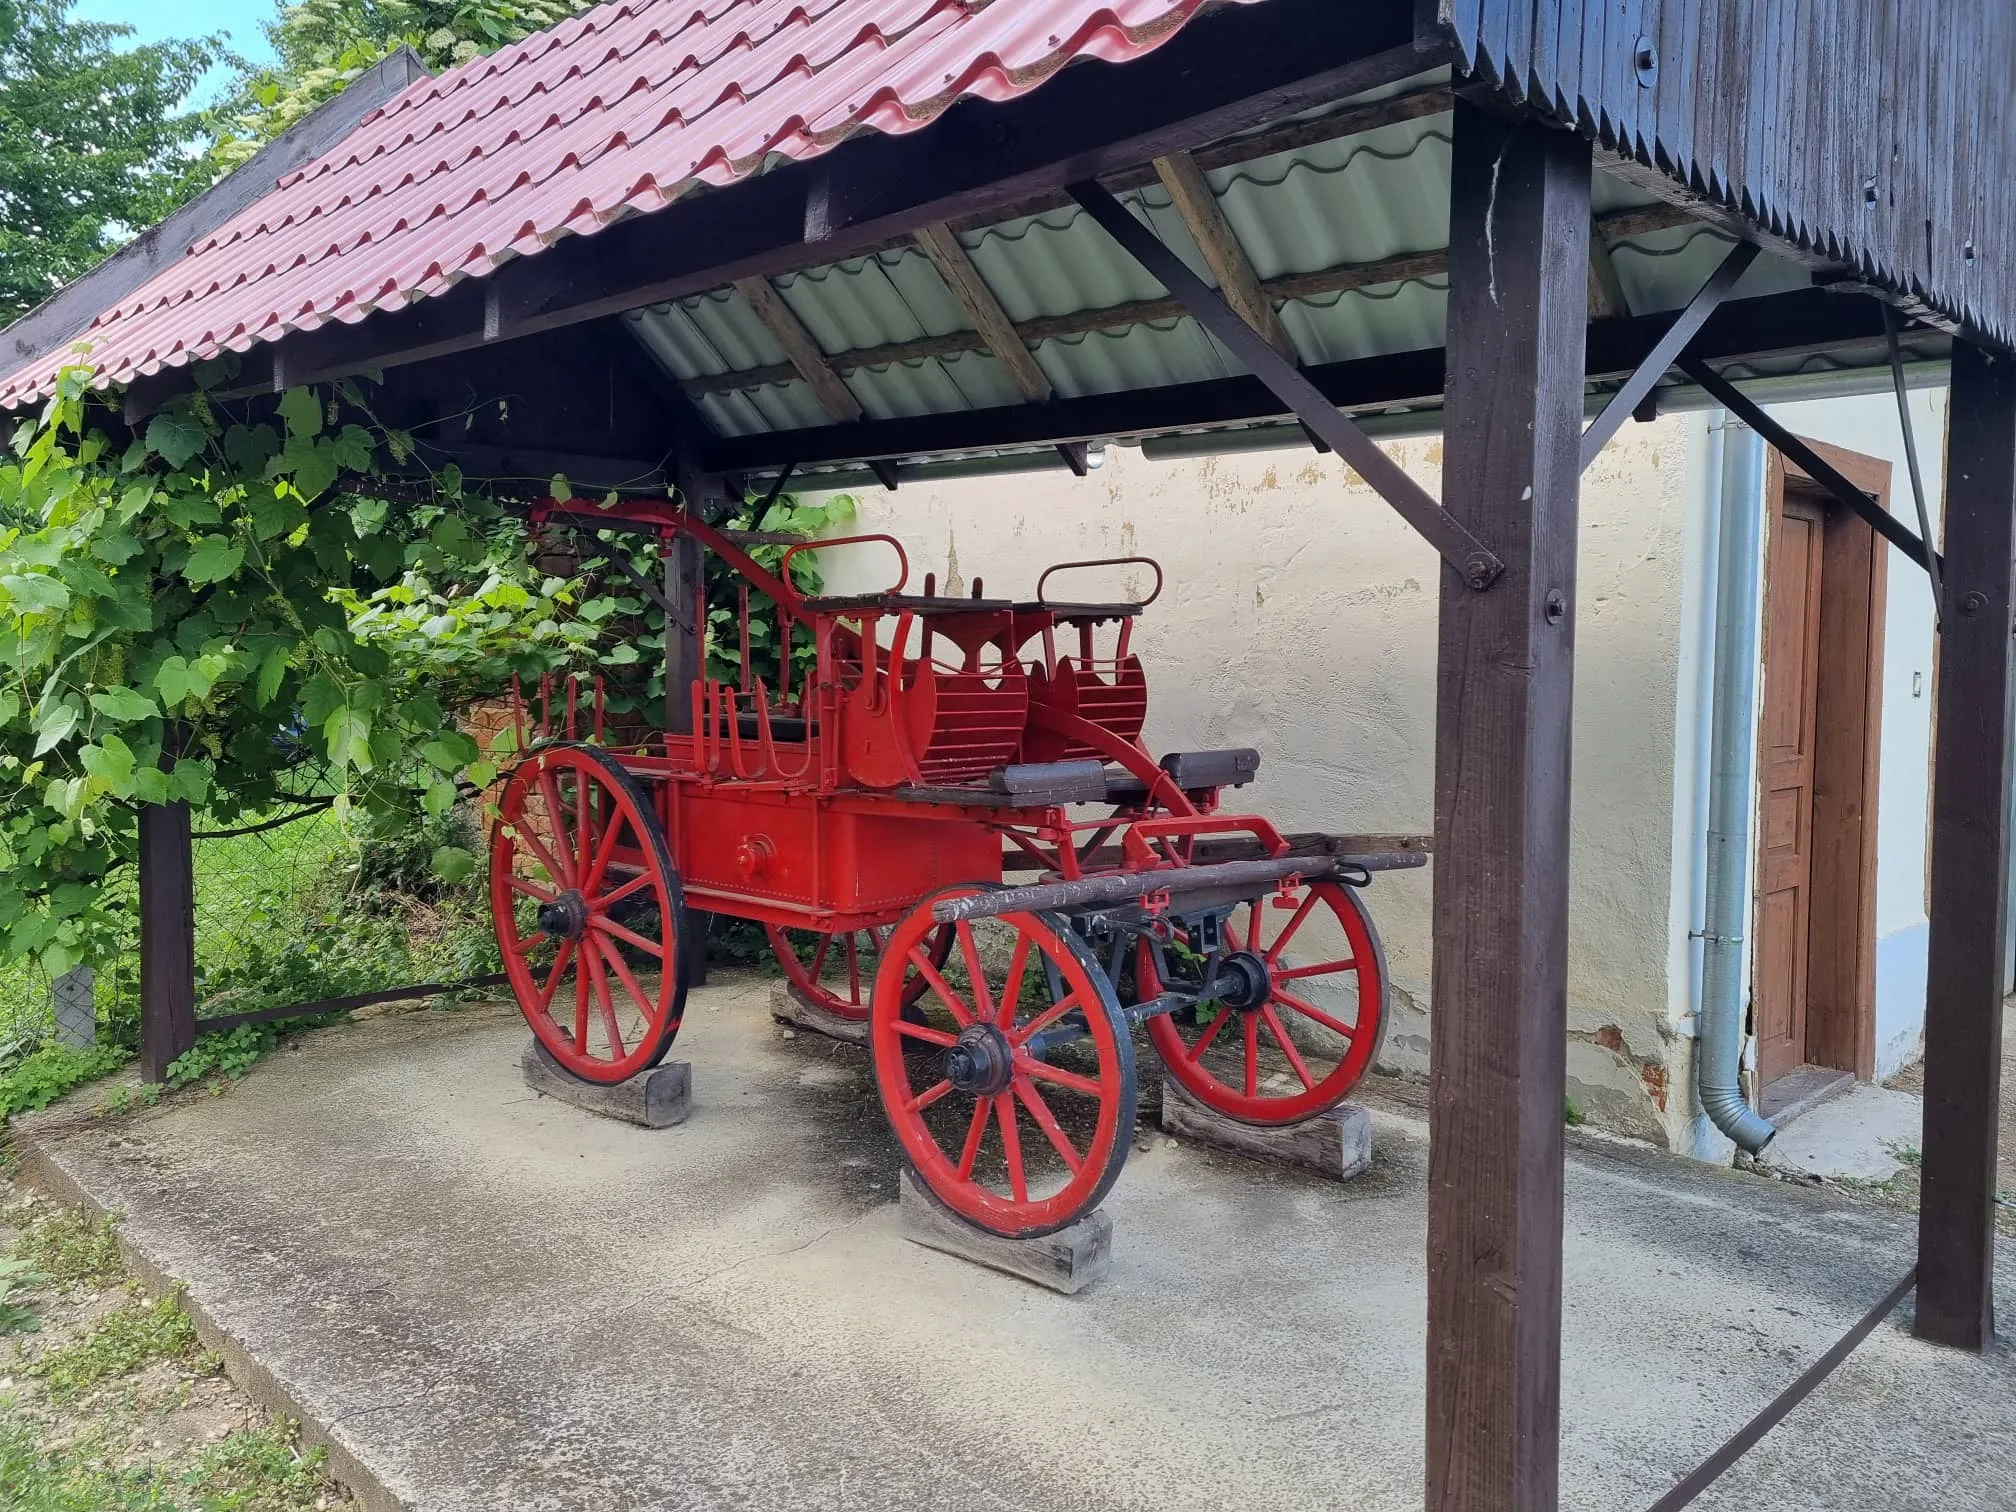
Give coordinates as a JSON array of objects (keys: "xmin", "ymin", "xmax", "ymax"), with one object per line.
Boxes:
[
  {"xmin": 0, "ymin": 0, "xmax": 218, "ymax": 323},
  {"xmin": 209, "ymin": 0, "xmax": 586, "ymax": 170}
]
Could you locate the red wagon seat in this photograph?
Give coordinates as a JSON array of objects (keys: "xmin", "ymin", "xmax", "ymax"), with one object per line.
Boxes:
[
  {"xmin": 1021, "ymin": 654, "xmax": 1150, "ymax": 763},
  {"xmin": 841, "ymin": 657, "xmax": 1030, "ymax": 790}
]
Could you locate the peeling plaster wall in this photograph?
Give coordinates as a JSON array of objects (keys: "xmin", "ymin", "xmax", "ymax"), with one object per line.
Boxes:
[{"xmin": 816, "ymin": 421, "xmax": 1698, "ymax": 1146}]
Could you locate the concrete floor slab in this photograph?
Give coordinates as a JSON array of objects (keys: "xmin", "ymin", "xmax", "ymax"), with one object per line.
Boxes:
[
  {"xmin": 1762, "ymin": 1083, "xmax": 1926, "ymax": 1183},
  {"xmin": 14, "ymin": 977, "xmax": 2016, "ymax": 1512}
]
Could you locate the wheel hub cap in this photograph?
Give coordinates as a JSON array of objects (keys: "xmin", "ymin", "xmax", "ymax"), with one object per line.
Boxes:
[
  {"xmin": 1212, "ymin": 949, "xmax": 1273, "ymax": 1011},
  {"xmin": 537, "ymin": 890, "xmax": 591, "ymax": 941},
  {"xmin": 944, "ymin": 1024, "xmax": 1016, "ymax": 1097}
]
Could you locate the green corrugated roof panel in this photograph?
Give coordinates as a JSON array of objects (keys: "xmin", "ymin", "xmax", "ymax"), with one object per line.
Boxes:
[{"xmin": 624, "ymin": 87, "xmax": 1845, "ymax": 472}]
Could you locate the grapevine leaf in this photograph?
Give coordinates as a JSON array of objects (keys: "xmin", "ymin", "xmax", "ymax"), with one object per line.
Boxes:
[
  {"xmin": 78, "ymin": 737, "xmax": 136, "ymax": 797},
  {"xmin": 278, "ymin": 386, "xmax": 323, "ymax": 440},
  {"xmin": 431, "ymin": 845, "xmax": 476, "ymax": 884},
  {"xmin": 31, "ymin": 702, "xmax": 80, "ymax": 755},
  {"xmin": 88, "ymin": 686, "xmax": 159, "ymax": 722},
  {"xmin": 182, "ymin": 535, "xmax": 245, "ymax": 585},
  {"xmin": 144, "ymin": 412, "xmax": 206, "ymax": 467},
  {"xmin": 0, "ymin": 572, "xmax": 70, "ymax": 615}
]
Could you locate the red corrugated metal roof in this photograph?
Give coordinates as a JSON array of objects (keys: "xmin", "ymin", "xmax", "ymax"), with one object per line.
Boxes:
[{"xmin": 1, "ymin": 0, "xmax": 1252, "ymax": 410}]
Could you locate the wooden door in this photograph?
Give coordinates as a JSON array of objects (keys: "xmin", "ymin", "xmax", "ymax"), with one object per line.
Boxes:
[{"xmin": 1754, "ymin": 493, "xmax": 1826, "ymax": 1090}]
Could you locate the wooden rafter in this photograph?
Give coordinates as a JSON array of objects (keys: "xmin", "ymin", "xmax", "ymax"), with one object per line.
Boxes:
[
  {"xmin": 683, "ymin": 203, "xmax": 1700, "ymax": 399},
  {"xmin": 912, "ymin": 221, "xmax": 1053, "ymax": 403},
  {"xmin": 731, "ymin": 276, "xmax": 863, "ymax": 423},
  {"xmin": 1152, "ymin": 150, "xmax": 1296, "ymax": 358}
]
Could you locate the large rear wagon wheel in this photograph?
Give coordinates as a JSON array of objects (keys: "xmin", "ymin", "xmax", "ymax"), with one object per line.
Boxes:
[
  {"xmin": 871, "ymin": 886, "xmax": 1136, "ymax": 1239},
  {"xmin": 766, "ymin": 922, "xmax": 953, "ymax": 1022},
  {"xmin": 1145, "ymin": 880, "xmax": 1385, "ymax": 1125},
  {"xmin": 491, "ymin": 744, "xmax": 688, "ymax": 1085}
]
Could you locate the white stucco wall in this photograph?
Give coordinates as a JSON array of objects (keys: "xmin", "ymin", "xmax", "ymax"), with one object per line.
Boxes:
[
  {"xmin": 816, "ymin": 418, "xmax": 1701, "ymax": 1145},
  {"xmin": 1758, "ymin": 389, "xmax": 1946, "ymax": 1079}
]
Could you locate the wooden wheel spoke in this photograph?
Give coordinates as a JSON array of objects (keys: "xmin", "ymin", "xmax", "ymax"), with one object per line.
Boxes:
[
  {"xmin": 580, "ymin": 806, "xmax": 626, "ymax": 897},
  {"xmin": 596, "ymin": 871, "xmax": 653, "ymax": 910},
  {"xmin": 1275, "ymin": 990, "xmax": 1355, "ymax": 1039},
  {"xmin": 1013, "ymin": 1078, "xmax": 1083, "ymax": 1175},
  {"xmin": 1009, "ymin": 991, "xmax": 1083, "ymax": 1047},
  {"xmin": 584, "ymin": 943, "xmax": 625, "ymax": 1059},
  {"xmin": 1275, "ymin": 958, "xmax": 1356, "ymax": 981},
  {"xmin": 593, "ymin": 916, "xmax": 665, "ymax": 959},
  {"xmin": 1263, "ymin": 890, "xmax": 1319, "ymax": 961},
  {"xmin": 1261, "ymin": 1005, "xmax": 1317, "ymax": 1090},
  {"xmin": 512, "ymin": 824, "xmax": 572, "ymax": 895},
  {"xmin": 1185, "ymin": 1005, "xmax": 1233, "ymax": 1061},
  {"xmin": 810, "ymin": 932, "xmax": 833, "ymax": 982},
  {"xmin": 574, "ymin": 943, "xmax": 592, "ymax": 1049},
  {"xmin": 910, "ymin": 947, "xmax": 975, "ymax": 1027},
  {"xmin": 995, "ymin": 1094, "xmax": 1028, "ymax": 1202},
  {"xmin": 594, "ymin": 934, "xmax": 657, "ymax": 1026},
  {"xmin": 536, "ymin": 770, "xmax": 578, "ymax": 885},
  {"xmin": 508, "ymin": 875, "xmax": 556, "ymax": 904},
  {"xmin": 534, "ymin": 941, "xmax": 576, "ymax": 1015},
  {"xmin": 908, "ymin": 1079, "xmax": 955, "ymax": 1114},
  {"xmin": 955, "ymin": 921, "xmax": 996, "ymax": 1023},
  {"xmin": 956, "ymin": 1100, "xmax": 990, "ymax": 1179},
  {"xmin": 1019, "ymin": 1057, "xmax": 1104, "ymax": 1098},
  {"xmin": 895, "ymin": 1021, "xmax": 958, "ymax": 1048},
  {"xmin": 997, "ymin": 935, "xmax": 1031, "ymax": 1027},
  {"xmin": 1243, "ymin": 1013, "xmax": 1260, "ymax": 1097},
  {"xmin": 846, "ymin": 934, "xmax": 862, "ymax": 1000}
]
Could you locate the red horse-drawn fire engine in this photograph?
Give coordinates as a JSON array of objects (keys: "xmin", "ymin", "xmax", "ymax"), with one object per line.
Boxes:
[{"xmin": 489, "ymin": 496, "xmax": 1420, "ymax": 1238}]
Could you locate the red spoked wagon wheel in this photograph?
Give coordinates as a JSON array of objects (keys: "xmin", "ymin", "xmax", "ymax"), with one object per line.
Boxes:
[
  {"xmin": 490, "ymin": 744, "xmax": 688, "ymax": 1085},
  {"xmin": 871, "ymin": 886, "xmax": 1136, "ymax": 1239},
  {"xmin": 765, "ymin": 923, "xmax": 952, "ymax": 1022},
  {"xmin": 1144, "ymin": 881, "xmax": 1385, "ymax": 1125}
]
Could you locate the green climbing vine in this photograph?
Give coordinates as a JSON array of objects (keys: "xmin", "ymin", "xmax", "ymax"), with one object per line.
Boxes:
[{"xmin": 0, "ymin": 367, "xmax": 610, "ymax": 982}]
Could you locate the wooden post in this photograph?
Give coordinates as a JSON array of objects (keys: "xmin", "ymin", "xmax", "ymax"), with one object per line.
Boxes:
[
  {"xmin": 1915, "ymin": 336, "xmax": 2016, "ymax": 1350},
  {"xmin": 664, "ymin": 532, "xmax": 704, "ymax": 738},
  {"xmin": 669, "ymin": 463, "xmax": 724, "ymax": 987},
  {"xmin": 1427, "ymin": 100, "xmax": 1591, "ymax": 1512},
  {"xmin": 138, "ymin": 800, "xmax": 198, "ymax": 1081}
]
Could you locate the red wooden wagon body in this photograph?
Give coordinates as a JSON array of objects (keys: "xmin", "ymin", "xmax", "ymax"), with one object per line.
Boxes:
[{"xmin": 489, "ymin": 496, "xmax": 1419, "ymax": 1236}]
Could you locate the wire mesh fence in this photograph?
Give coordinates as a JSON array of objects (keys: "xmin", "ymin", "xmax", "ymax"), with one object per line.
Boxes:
[{"xmin": 0, "ymin": 799, "xmax": 502, "ymax": 1058}]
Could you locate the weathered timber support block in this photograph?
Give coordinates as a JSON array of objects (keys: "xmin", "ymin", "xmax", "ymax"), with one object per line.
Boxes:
[
  {"xmin": 1159, "ymin": 1075, "xmax": 1372, "ymax": 1180},
  {"xmin": 769, "ymin": 982, "xmax": 868, "ymax": 1046},
  {"xmin": 520, "ymin": 1041, "xmax": 691, "ymax": 1128},
  {"xmin": 897, "ymin": 1168, "xmax": 1112, "ymax": 1295}
]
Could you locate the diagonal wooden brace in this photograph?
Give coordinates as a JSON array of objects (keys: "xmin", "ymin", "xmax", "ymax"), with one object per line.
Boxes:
[
  {"xmin": 1579, "ymin": 240, "xmax": 1759, "ymax": 469},
  {"xmin": 1678, "ymin": 354, "xmax": 1943, "ymax": 577},
  {"xmin": 1067, "ymin": 180, "xmax": 1505, "ymax": 589}
]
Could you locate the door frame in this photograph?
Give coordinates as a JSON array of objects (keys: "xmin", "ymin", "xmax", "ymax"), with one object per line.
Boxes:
[{"xmin": 1759, "ymin": 439, "xmax": 1891, "ymax": 1082}]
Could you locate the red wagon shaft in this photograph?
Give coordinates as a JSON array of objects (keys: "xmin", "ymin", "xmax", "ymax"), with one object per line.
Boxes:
[{"xmin": 487, "ymin": 496, "xmax": 1418, "ymax": 1235}]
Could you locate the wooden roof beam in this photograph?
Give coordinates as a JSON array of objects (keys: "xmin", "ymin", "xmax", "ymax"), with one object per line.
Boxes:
[
  {"xmin": 912, "ymin": 221, "xmax": 1053, "ymax": 403},
  {"xmin": 731, "ymin": 277, "xmax": 863, "ymax": 423},
  {"xmin": 1152, "ymin": 150, "xmax": 1296, "ymax": 360},
  {"xmin": 681, "ymin": 203, "xmax": 1702, "ymax": 400}
]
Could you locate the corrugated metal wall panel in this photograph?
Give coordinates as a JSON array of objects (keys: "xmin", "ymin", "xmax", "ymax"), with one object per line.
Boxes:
[{"xmin": 1443, "ymin": 0, "xmax": 2016, "ymax": 350}]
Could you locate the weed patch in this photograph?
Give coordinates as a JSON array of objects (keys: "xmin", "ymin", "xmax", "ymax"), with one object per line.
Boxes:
[
  {"xmin": 0, "ymin": 1042, "xmax": 132, "ymax": 1118},
  {"xmin": 26, "ymin": 1291, "xmax": 211, "ymax": 1403},
  {"xmin": 14, "ymin": 1204, "xmax": 124, "ymax": 1287}
]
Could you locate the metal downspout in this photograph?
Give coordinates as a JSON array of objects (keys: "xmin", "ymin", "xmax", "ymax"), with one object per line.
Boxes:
[{"xmin": 1696, "ymin": 419, "xmax": 1777, "ymax": 1154}]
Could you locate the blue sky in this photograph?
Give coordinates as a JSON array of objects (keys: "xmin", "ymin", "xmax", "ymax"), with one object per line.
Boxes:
[{"xmin": 73, "ymin": 0, "xmax": 281, "ymax": 102}]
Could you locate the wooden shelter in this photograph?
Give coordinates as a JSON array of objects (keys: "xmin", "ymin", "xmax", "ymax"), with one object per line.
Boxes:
[{"xmin": 5, "ymin": 3, "xmax": 2011, "ymax": 1507}]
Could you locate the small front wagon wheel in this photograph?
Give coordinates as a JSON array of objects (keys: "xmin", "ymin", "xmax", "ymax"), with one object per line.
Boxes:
[
  {"xmin": 490, "ymin": 743, "xmax": 688, "ymax": 1084},
  {"xmin": 871, "ymin": 886, "xmax": 1136, "ymax": 1239}
]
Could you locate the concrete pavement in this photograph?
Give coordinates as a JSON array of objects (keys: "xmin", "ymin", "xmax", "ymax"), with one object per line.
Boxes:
[{"xmin": 13, "ymin": 977, "xmax": 2016, "ymax": 1512}]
